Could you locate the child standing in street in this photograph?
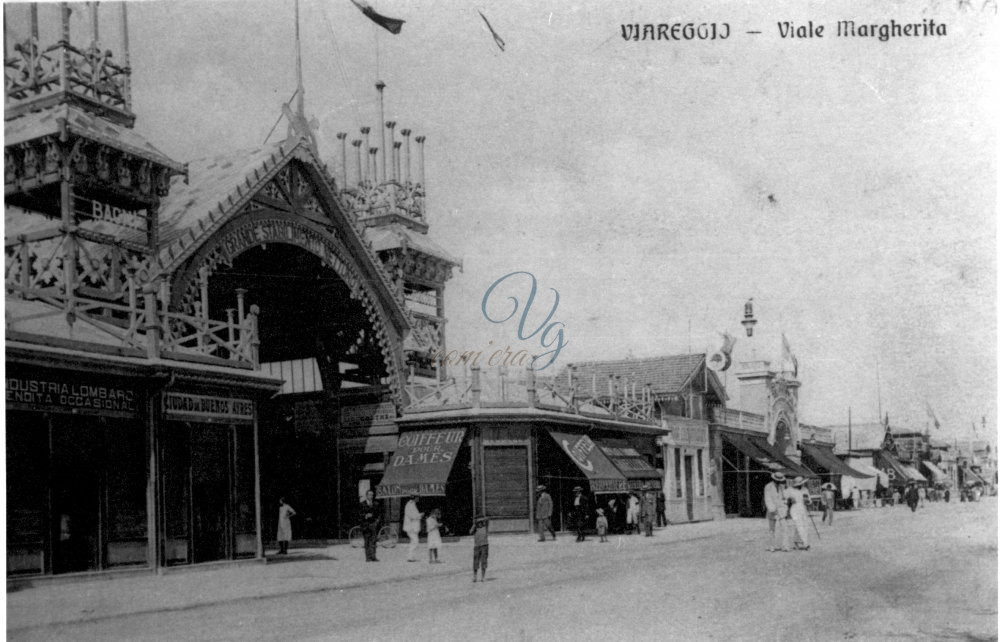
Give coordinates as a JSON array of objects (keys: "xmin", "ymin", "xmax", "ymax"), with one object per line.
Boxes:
[
  {"xmin": 470, "ymin": 516, "xmax": 489, "ymax": 582},
  {"xmin": 426, "ymin": 508, "xmax": 443, "ymax": 564},
  {"xmin": 595, "ymin": 508, "xmax": 608, "ymax": 542}
]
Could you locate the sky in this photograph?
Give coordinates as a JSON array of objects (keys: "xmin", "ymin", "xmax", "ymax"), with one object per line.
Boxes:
[{"xmin": 7, "ymin": 0, "xmax": 996, "ymax": 440}]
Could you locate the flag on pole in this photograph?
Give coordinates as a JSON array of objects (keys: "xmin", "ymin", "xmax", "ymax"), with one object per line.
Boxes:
[
  {"xmin": 477, "ymin": 10, "xmax": 506, "ymax": 51},
  {"xmin": 350, "ymin": 0, "xmax": 404, "ymax": 34},
  {"xmin": 781, "ymin": 333, "xmax": 798, "ymax": 378},
  {"xmin": 924, "ymin": 401, "xmax": 941, "ymax": 429}
]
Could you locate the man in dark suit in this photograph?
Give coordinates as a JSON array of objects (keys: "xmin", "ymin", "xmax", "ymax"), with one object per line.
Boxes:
[
  {"xmin": 359, "ymin": 489, "xmax": 381, "ymax": 562},
  {"xmin": 536, "ymin": 485, "xmax": 556, "ymax": 541},
  {"xmin": 572, "ymin": 486, "xmax": 589, "ymax": 542}
]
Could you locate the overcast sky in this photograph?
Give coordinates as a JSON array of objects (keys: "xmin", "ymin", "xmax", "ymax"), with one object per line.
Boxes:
[{"xmin": 10, "ymin": 0, "xmax": 995, "ymax": 439}]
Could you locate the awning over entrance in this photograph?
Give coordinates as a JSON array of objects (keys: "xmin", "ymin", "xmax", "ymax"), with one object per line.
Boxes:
[
  {"xmin": 800, "ymin": 443, "xmax": 873, "ymax": 478},
  {"xmin": 877, "ymin": 451, "xmax": 913, "ymax": 486},
  {"xmin": 549, "ymin": 431, "xmax": 629, "ymax": 493},
  {"xmin": 376, "ymin": 428, "xmax": 466, "ymax": 497},
  {"xmin": 921, "ymin": 460, "xmax": 949, "ymax": 485},
  {"xmin": 903, "ymin": 466, "xmax": 927, "ymax": 484},
  {"xmin": 845, "ymin": 459, "xmax": 889, "ymax": 488},
  {"xmin": 963, "ymin": 468, "xmax": 987, "ymax": 486},
  {"xmin": 596, "ymin": 439, "xmax": 662, "ymax": 491},
  {"xmin": 721, "ymin": 432, "xmax": 816, "ymax": 478}
]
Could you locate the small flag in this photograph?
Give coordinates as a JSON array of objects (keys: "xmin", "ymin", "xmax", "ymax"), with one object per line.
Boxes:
[
  {"xmin": 350, "ymin": 0, "xmax": 404, "ymax": 34},
  {"xmin": 478, "ymin": 10, "xmax": 506, "ymax": 51},
  {"xmin": 924, "ymin": 401, "xmax": 941, "ymax": 429}
]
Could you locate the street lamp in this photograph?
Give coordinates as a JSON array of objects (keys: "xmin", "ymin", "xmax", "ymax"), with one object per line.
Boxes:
[{"xmin": 741, "ymin": 298, "xmax": 757, "ymax": 337}]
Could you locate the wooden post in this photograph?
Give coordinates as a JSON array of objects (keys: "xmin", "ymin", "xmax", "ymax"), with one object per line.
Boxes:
[
  {"xmin": 146, "ymin": 387, "xmax": 159, "ymax": 570},
  {"xmin": 59, "ymin": 3, "xmax": 70, "ymax": 93},
  {"xmin": 143, "ymin": 287, "xmax": 160, "ymax": 359},
  {"xmin": 198, "ymin": 266, "xmax": 210, "ymax": 351},
  {"xmin": 120, "ymin": 1, "xmax": 131, "ymax": 111},
  {"xmin": 471, "ymin": 366, "xmax": 481, "ymax": 407},
  {"xmin": 401, "ymin": 129, "xmax": 411, "ymax": 185},
  {"xmin": 19, "ymin": 237, "xmax": 30, "ymax": 293},
  {"xmin": 360, "ymin": 127, "xmax": 370, "ymax": 184},
  {"xmin": 226, "ymin": 308, "xmax": 236, "ymax": 351},
  {"xmin": 236, "ymin": 288, "xmax": 247, "ymax": 325},
  {"xmin": 248, "ymin": 304, "xmax": 260, "ymax": 368},
  {"xmin": 336, "ymin": 132, "xmax": 347, "ymax": 188},
  {"xmin": 351, "ymin": 139, "xmax": 362, "ymax": 188}
]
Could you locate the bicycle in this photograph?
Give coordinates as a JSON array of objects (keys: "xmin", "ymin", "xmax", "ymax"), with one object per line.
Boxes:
[{"xmin": 348, "ymin": 523, "xmax": 398, "ymax": 548}]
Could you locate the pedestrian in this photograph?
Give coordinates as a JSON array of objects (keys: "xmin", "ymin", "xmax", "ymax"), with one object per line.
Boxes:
[
  {"xmin": 470, "ymin": 515, "xmax": 489, "ymax": 582},
  {"xmin": 535, "ymin": 484, "xmax": 556, "ymax": 542},
  {"xmin": 403, "ymin": 493, "xmax": 423, "ymax": 562},
  {"xmin": 850, "ymin": 486, "xmax": 860, "ymax": 510},
  {"xmin": 607, "ymin": 496, "xmax": 624, "ymax": 534},
  {"xmin": 656, "ymin": 490, "xmax": 667, "ymax": 527},
  {"xmin": 359, "ymin": 489, "xmax": 380, "ymax": 562},
  {"xmin": 426, "ymin": 508, "xmax": 443, "ymax": 563},
  {"xmin": 918, "ymin": 485, "xmax": 926, "ymax": 507},
  {"xmin": 572, "ymin": 486, "xmax": 589, "ymax": 542},
  {"xmin": 640, "ymin": 485, "xmax": 656, "ymax": 537},
  {"xmin": 821, "ymin": 483, "xmax": 836, "ymax": 525},
  {"xmin": 905, "ymin": 483, "xmax": 920, "ymax": 512},
  {"xmin": 785, "ymin": 477, "xmax": 810, "ymax": 551},
  {"xmin": 626, "ymin": 492, "xmax": 640, "ymax": 534},
  {"xmin": 596, "ymin": 508, "xmax": 609, "ymax": 542},
  {"xmin": 944, "ymin": 487, "xmax": 951, "ymax": 503},
  {"xmin": 277, "ymin": 497, "xmax": 296, "ymax": 555},
  {"xmin": 892, "ymin": 488, "xmax": 901, "ymax": 506},
  {"xmin": 763, "ymin": 472, "xmax": 788, "ymax": 552}
]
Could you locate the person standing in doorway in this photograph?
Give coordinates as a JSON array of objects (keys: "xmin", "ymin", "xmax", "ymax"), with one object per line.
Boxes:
[
  {"xmin": 821, "ymin": 483, "xmax": 836, "ymax": 526},
  {"xmin": 359, "ymin": 489, "xmax": 380, "ymax": 562},
  {"xmin": 763, "ymin": 472, "xmax": 788, "ymax": 552},
  {"xmin": 626, "ymin": 492, "xmax": 640, "ymax": 534},
  {"xmin": 656, "ymin": 490, "xmax": 667, "ymax": 527},
  {"xmin": 571, "ymin": 486, "xmax": 589, "ymax": 542},
  {"xmin": 404, "ymin": 493, "xmax": 423, "ymax": 562},
  {"xmin": 535, "ymin": 485, "xmax": 556, "ymax": 542},
  {"xmin": 277, "ymin": 497, "xmax": 296, "ymax": 555}
]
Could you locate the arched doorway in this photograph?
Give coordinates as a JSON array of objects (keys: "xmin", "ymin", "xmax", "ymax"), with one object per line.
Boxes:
[{"xmin": 201, "ymin": 241, "xmax": 393, "ymax": 541}]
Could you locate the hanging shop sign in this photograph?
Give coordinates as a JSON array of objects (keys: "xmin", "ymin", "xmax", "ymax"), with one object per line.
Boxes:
[
  {"xmin": 6, "ymin": 373, "xmax": 138, "ymax": 417},
  {"xmin": 341, "ymin": 402, "xmax": 397, "ymax": 429},
  {"xmin": 163, "ymin": 392, "xmax": 254, "ymax": 423}
]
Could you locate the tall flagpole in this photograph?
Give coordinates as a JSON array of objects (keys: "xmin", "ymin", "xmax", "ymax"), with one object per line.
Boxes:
[
  {"xmin": 848, "ymin": 406, "xmax": 852, "ymax": 454},
  {"xmin": 295, "ymin": 0, "xmax": 305, "ymax": 119}
]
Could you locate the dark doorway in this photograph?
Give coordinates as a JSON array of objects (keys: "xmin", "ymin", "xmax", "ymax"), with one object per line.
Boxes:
[
  {"xmin": 51, "ymin": 418, "xmax": 102, "ymax": 573},
  {"xmin": 684, "ymin": 454, "xmax": 695, "ymax": 521},
  {"xmin": 191, "ymin": 425, "xmax": 231, "ymax": 563}
]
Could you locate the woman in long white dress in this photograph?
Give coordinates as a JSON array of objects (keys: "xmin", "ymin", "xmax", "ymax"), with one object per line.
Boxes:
[
  {"xmin": 784, "ymin": 478, "xmax": 810, "ymax": 551},
  {"xmin": 277, "ymin": 497, "xmax": 296, "ymax": 555},
  {"xmin": 626, "ymin": 493, "xmax": 640, "ymax": 534}
]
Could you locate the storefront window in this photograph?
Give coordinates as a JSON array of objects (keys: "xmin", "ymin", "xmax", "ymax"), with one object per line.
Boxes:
[
  {"xmin": 6, "ymin": 412, "xmax": 48, "ymax": 575},
  {"xmin": 233, "ymin": 425, "xmax": 258, "ymax": 557},
  {"xmin": 104, "ymin": 420, "xmax": 149, "ymax": 567},
  {"xmin": 162, "ymin": 423, "xmax": 192, "ymax": 565}
]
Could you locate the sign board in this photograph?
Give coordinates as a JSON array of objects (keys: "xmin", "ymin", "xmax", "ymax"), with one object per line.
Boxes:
[
  {"xmin": 341, "ymin": 402, "xmax": 397, "ymax": 428},
  {"xmin": 6, "ymin": 374, "xmax": 138, "ymax": 418},
  {"xmin": 163, "ymin": 392, "xmax": 254, "ymax": 423},
  {"xmin": 376, "ymin": 428, "xmax": 466, "ymax": 497}
]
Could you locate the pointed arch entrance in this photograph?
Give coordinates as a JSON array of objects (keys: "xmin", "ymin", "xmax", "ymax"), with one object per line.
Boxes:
[{"xmin": 159, "ymin": 148, "xmax": 411, "ymax": 540}]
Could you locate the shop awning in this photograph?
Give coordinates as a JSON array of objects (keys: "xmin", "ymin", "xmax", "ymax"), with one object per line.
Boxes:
[
  {"xmin": 963, "ymin": 468, "xmax": 987, "ymax": 486},
  {"xmin": 364, "ymin": 434, "xmax": 398, "ymax": 454},
  {"xmin": 595, "ymin": 438, "xmax": 662, "ymax": 490},
  {"xmin": 921, "ymin": 461, "xmax": 949, "ymax": 485},
  {"xmin": 800, "ymin": 443, "xmax": 873, "ymax": 478},
  {"xmin": 844, "ymin": 459, "xmax": 889, "ymax": 489},
  {"xmin": 721, "ymin": 432, "xmax": 816, "ymax": 478},
  {"xmin": 903, "ymin": 466, "xmax": 927, "ymax": 484},
  {"xmin": 376, "ymin": 428, "xmax": 466, "ymax": 497},
  {"xmin": 877, "ymin": 451, "xmax": 914, "ymax": 486},
  {"xmin": 549, "ymin": 431, "xmax": 630, "ymax": 493}
]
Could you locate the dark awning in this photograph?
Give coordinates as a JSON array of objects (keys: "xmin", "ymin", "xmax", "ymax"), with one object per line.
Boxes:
[
  {"xmin": 963, "ymin": 468, "xmax": 987, "ymax": 486},
  {"xmin": 376, "ymin": 428, "xmax": 465, "ymax": 497},
  {"xmin": 877, "ymin": 451, "xmax": 913, "ymax": 486},
  {"xmin": 721, "ymin": 432, "xmax": 816, "ymax": 478},
  {"xmin": 595, "ymin": 438, "xmax": 662, "ymax": 490},
  {"xmin": 549, "ymin": 431, "xmax": 630, "ymax": 493},
  {"xmin": 800, "ymin": 443, "xmax": 873, "ymax": 478},
  {"xmin": 921, "ymin": 460, "xmax": 949, "ymax": 485}
]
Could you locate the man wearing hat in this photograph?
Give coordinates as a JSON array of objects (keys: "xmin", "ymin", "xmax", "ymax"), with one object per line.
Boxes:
[
  {"xmin": 763, "ymin": 471, "xmax": 788, "ymax": 551},
  {"xmin": 535, "ymin": 484, "xmax": 556, "ymax": 542},
  {"xmin": 820, "ymin": 483, "xmax": 837, "ymax": 525},
  {"xmin": 571, "ymin": 486, "xmax": 589, "ymax": 542}
]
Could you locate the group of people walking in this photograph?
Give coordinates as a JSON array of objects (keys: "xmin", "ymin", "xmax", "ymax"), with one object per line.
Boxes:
[
  {"xmin": 763, "ymin": 472, "xmax": 813, "ymax": 552},
  {"xmin": 535, "ymin": 484, "xmax": 665, "ymax": 543}
]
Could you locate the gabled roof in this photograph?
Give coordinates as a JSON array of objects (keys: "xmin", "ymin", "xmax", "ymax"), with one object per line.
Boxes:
[
  {"xmin": 5, "ymin": 104, "xmax": 184, "ymax": 173},
  {"xmin": 556, "ymin": 354, "xmax": 726, "ymax": 399}
]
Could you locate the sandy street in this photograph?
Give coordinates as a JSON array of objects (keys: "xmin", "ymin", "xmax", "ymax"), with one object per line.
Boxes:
[{"xmin": 9, "ymin": 500, "xmax": 996, "ymax": 642}]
